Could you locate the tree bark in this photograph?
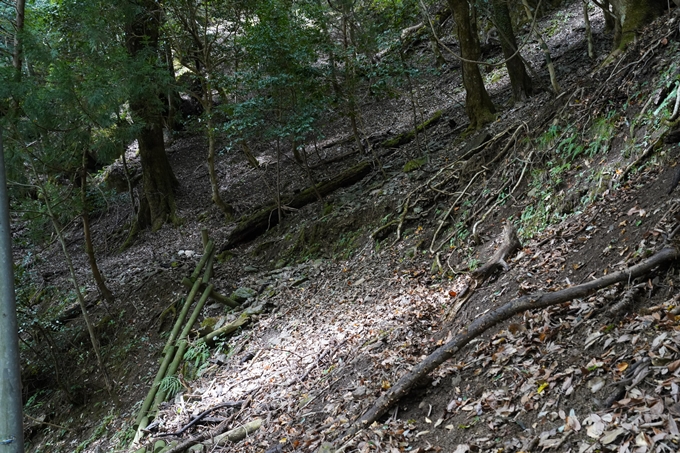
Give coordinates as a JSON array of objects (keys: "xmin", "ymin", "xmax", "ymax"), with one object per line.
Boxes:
[
  {"xmin": 610, "ymin": 0, "xmax": 666, "ymax": 48},
  {"xmin": 603, "ymin": 0, "xmax": 616, "ymax": 31},
  {"xmin": 491, "ymin": 0, "xmax": 533, "ymax": 102},
  {"xmin": 206, "ymin": 105, "xmax": 234, "ymax": 220},
  {"xmin": 125, "ymin": 0, "xmax": 179, "ymax": 232},
  {"xmin": 13, "ymin": 0, "xmax": 24, "ymax": 75},
  {"xmin": 522, "ymin": 0, "xmax": 561, "ymax": 94},
  {"xmin": 137, "ymin": 123, "xmax": 179, "ymax": 231},
  {"xmin": 448, "ymin": 0, "xmax": 495, "ymax": 129}
]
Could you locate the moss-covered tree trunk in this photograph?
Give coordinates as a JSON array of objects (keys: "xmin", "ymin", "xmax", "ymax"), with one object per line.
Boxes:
[
  {"xmin": 611, "ymin": 0, "xmax": 666, "ymax": 48},
  {"xmin": 448, "ymin": 0, "xmax": 495, "ymax": 129},
  {"xmin": 125, "ymin": 0, "xmax": 179, "ymax": 232},
  {"xmin": 491, "ymin": 0, "xmax": 532, "ymax": 102}
]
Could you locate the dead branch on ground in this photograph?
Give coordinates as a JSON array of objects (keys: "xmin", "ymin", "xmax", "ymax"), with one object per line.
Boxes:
[
  {"xmin": 156, "ymin": 401, "xmax": 244, "ymax": 438},
  {"xmin": 338, "ymin": 247, "xmax": 679, "ymax": 442},
  {"xmin": 158, "ymin": 393, "xmax": 256, "ymax": 453}
]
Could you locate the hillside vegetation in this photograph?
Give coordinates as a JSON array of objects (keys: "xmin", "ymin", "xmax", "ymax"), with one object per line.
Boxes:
[{"xmin": 3, "ymin": 0, "xmax": 680, "ymax": 452}]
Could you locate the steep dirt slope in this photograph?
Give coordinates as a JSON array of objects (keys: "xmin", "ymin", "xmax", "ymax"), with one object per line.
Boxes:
[{"xmin": 19, "ymin": 1, "xmax": 680, "ymax": 452}]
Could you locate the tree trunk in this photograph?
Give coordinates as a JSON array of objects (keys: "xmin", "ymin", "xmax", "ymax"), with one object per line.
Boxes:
[
  {"xmin": 125, "ymin": 0, "xmax": 179, "ymax": 232},
  {"xmin": 205, "ymin": 108, "xmax": 234, "ymax": 222},
  {"xmin": 81, "ymin": 150, "xmax": 115, "ymax": 305},
  {"xmin": 611, "ymin": 0, "xmax": 666, "ymax": 48},
  {"xmin": 13, "ymin": 0, "xmax": 24, "ymax": 75},
  {"xmin": 163, "ymin": 42, "xmax": 181, "ymax": 136},
  {"xmin": 583, "ymin": 1, "xmax": 595, "ymax": 60},
  {"xmin": 136, "ymin": 122, "xmax": 179, "ymax": 231},
  {"xmin": 491, "ymin": 0, "xmax": 533, "ymax": 102},
  {"xmin": 32, "ymin": 167, "xmax": 113, "ymax": 394},
  {"xmin": 448, "ymin": 0, "xmax": 495, "ymax": 129},
  {"xmin": 601, "ymin": 0, "xmax": 617, "ymax": 31},
  {"xmin": 521, "ymin": 0, "xmax": 561, "ymax": 94}
]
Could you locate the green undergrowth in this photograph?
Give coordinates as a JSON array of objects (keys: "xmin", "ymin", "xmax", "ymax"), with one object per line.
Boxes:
[
  {"xmin": 515, "ymin": 53, "xmax": 680, "ymax": 241},
  {"xmin": 517, "ymin": 110, "xmax": 620, "ymax": 240}
]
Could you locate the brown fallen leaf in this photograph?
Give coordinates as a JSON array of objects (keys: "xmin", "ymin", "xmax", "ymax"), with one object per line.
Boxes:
[{"xmin": 667, "ymin": 359, "xmax": 680, "ymax": 372}]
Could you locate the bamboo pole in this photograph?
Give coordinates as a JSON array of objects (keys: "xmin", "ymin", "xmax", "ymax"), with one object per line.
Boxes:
[
  {"xmin": 132, "ymin": 240, "xmax": 215, "ymax": 442},
  {"xmin": 152, "ymin": 284, "xmax": 214, "ymax": 408}
]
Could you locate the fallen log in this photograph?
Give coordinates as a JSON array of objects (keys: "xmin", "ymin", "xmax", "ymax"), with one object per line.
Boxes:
[
  {"xmin": 156, "ymin": 401, "xmax": 244, "ymax": 438},
  {"xmin": 205, "ymin": 418, "xmax": 262, "ymax": 447},
  {"xmin": 341, "ymin": 246, "xmax": 680, "ymax": 441},
  {"xmin": 381, "ymin": 110, "xmax": 443, "ymax": 148},
  {"xmin": 221, "ymin": 160, "xmax": 372, "ymax": 250},
  {"xmin": 202, "ymin": 312, "xmax": 250, "ymax": 346}
]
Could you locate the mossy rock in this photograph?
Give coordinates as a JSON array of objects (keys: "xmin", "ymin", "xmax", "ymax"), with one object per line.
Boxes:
[
  {"xmin": 198, "ymin": 317, "xmax": 221, "ymax": 337},
  {"xmin": 231, "ymin": 287, "xmax": 256, "ymax": 303},
  {"xmin": 403, "ymin": 157, "xmax": 427, "ymax": 173},
  {"xmin": 217, "ymin": 251, "xmax": 234, "ymax": 262}
]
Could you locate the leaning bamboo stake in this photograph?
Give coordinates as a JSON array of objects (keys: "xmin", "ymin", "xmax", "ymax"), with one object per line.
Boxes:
[
  {"xmin": 202, "ymin": 247, "xmax": 215, "ymax": 284},
  {"xmin": 163, "ymin": 278, "xmax": 203, "ymax": 356},
  {"xmin": 340, "ymin": 247, "xmax": 679, "ymax": 442},
  {"xmin": 152, "ymin": 284, "xmax": 214, "ymax": 408},
  {"xmin": 132, "ymin": 240, "xmax": 215, "ymax": 444},
  {"xmin": 181, "ymin": 277, "xmax": 239, "ymax": 308},
  {"xmin": 190, "ymin": 240, "xmax": 215, "ymax": 282}
]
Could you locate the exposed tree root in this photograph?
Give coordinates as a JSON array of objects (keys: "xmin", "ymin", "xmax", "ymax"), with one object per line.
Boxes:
[
  {"xmin": 608, "ymin": 281, "xmax": 645, "ymax": 317},
  {"xmin": 338, "ymin": 246, "xmax": 679, "ymax": 442},
  {"xmin": 471, "ymin": 222, "xmax": 521, "ymax": 283}
]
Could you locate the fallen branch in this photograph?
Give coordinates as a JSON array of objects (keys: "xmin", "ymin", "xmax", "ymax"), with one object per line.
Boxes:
[
  {"xmin": 429, "ymin": 169, "xmax": 485, "ymax": 253},
  {"xmin": 602, "ymin": 357, "xmax": 650, "ymax": 408},
  {"xmin": 202, "ymin": 311, "xmax": 251, "ymax": 346},
  {"xmin": 341, "ymin": 247, "xmax": 679, "ymax": 441},
  {"xmin": 158, "ymin": 394, "xmax": 256, "ymax": 453},
  {"xmin": 616, "ymin": 127, "xmax": 667, "ymax": 185},
  {"xmin": 471, "ymin": 150, "xmax": 532, "ymax": 240},
  {"xmin": 204, "ymin": 418, "xmax": 263, "ymax": 447},
  {"xmin": 381, "ymin": 110, "xmax": 443, "ymax": 148},
  {"xmin": 608, "ymin": 282, "xmax": 645, "ymax": 316},
  {"xmin": 156, "ymin": 401, "xmax": 244, "ymax": 437}
]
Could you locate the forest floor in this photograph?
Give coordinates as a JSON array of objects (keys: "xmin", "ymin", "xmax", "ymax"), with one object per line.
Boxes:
[{"xmin": 17, "ymin": 1, "xmax": 680, "ymax": 452}]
